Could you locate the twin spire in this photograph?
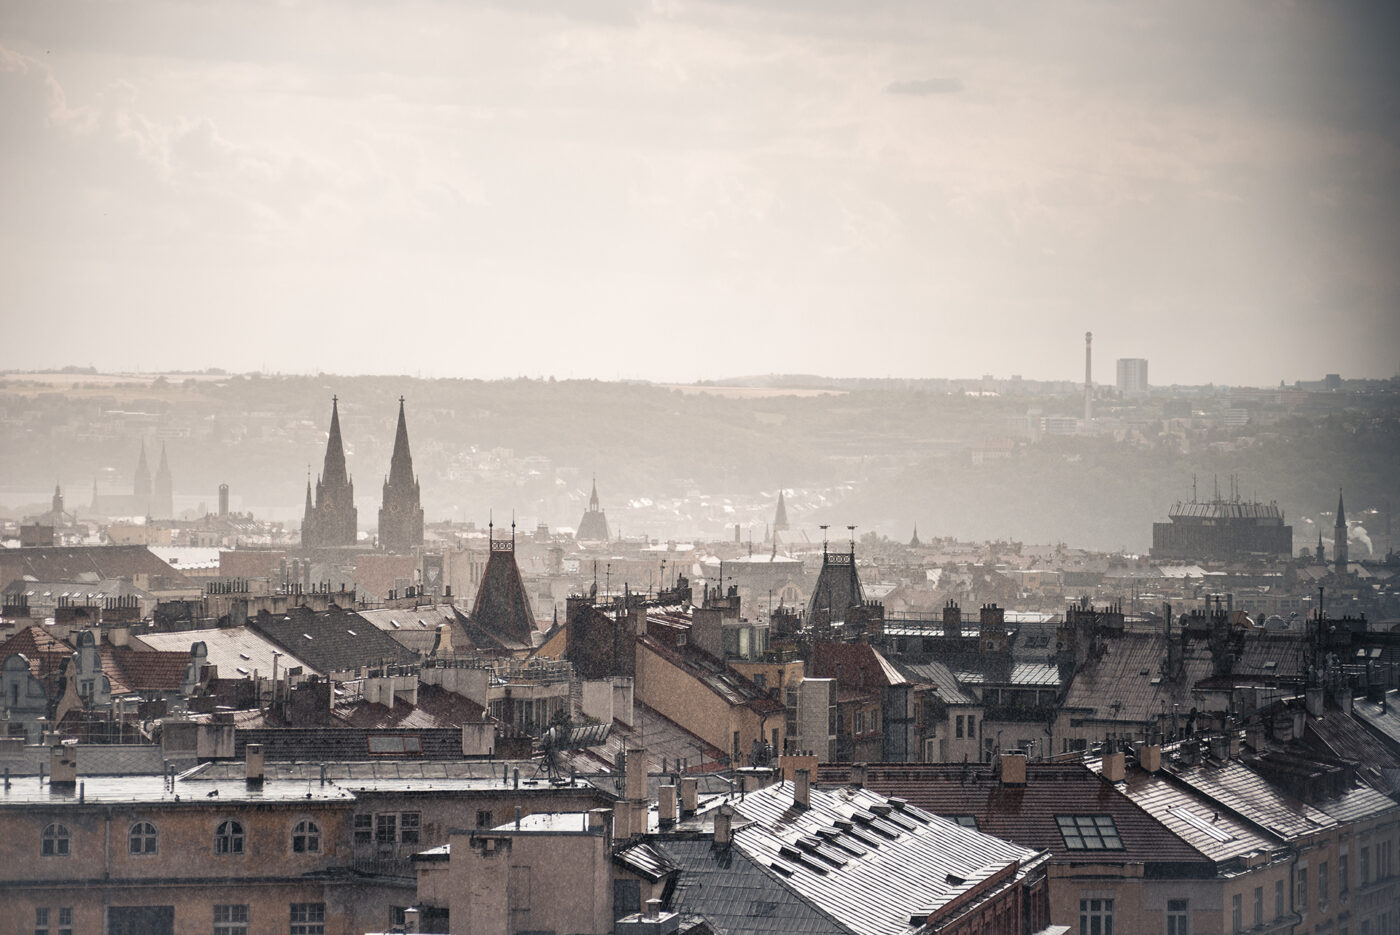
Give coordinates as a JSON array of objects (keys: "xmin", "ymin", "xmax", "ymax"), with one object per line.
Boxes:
[{"xmin": 302, "ymin": 396, "xmax": 421, "ymax": 551}]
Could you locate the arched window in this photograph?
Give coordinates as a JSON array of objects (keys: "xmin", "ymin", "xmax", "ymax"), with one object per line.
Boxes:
[
  {"xmin": 41, "ymin": 823, "xmax": 71, "ymax": 857},
  {"xmin": 128, "ymin": 821, "xmax": 158, "ymax": 855},
  {"xmin": 292, "ymin": 819, "xmax": 321, "ymax": 854},
  {"xmin": 215, "ymin": 819, "xmax": 245, "ymax": 855}
]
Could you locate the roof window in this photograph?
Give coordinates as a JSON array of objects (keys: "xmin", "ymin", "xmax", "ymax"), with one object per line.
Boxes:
[{"xmin": 1055, "ymin": 815, "xmax": 1124, "ymax": 850}]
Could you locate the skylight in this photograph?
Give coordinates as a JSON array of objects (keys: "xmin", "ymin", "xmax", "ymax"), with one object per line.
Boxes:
[{"xmin": 1055, "ymin": 815, "xmax": 1124, "ymax": 850}]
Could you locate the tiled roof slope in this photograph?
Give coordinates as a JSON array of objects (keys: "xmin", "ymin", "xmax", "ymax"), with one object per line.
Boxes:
[
  {"xmin": 817, "ymin": 762, "xmax": 1208, "ymax": 867},
  {"xmin": 811, "ymin": 642, "xmax": 908, "ymax": 689},
  {"xmin": 729, "ymin": 782, "xmax": 1046, "ymax": 935},
  {"xmin": 656, "ymin": 837, "xmax": 850, "ymax": 935},
  {"xmin": 0, "ymin": 625, "xmax": 73, "ymax": 676},
  {"xmin": 1060, "ymin": 630, "xmax": 1214, "ymax": 724},
  {"xmin": 110, "ymin": 647, "xmax": 191, "ymax": 691},
  {"xmin": 248, "ymin": 606, "xmax": 418, "ymax": 675}
]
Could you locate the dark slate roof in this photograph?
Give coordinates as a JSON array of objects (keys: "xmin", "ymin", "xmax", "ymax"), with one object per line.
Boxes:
[
  {"xmin": 234, "ymin": 727, "xmax": 467, "ymax": 761},
  {"xmin": 805, "ymin": 549, "xmax": 863, "ymax": 623},
  {"xmin": 1060, "ymin": 631, "xmax": 1214, "ymax": 724},
  {"xmin": 556, "ymin": 700, "xmax": 727, "ymax": 776},
  {"xmin": 816, "ymin": 762, "xmax": 1208, "ymax": 868},
  {"xmin": 655, "ymin": 836, "xmax": 851, "ymax": 935},
  {"xmin": 472, "ymin": 542, "xmax": 536, "ymax": 645},
  {"xmin": 1, "ymin": 545, "xmax": 192, "ymax": 589},
  {"xmin": 247, "ymin": 605, "xmax": 419, "ymax": 675},
  {"xmin": 1304, "ymin": 707, "xmax": 1400, "ymax": 796},
  {"xmin": 614, "ymin": 839, "xmax": 680, "ymax": 883},
  {"xmin": 335, "ymin": 683, "xmax": 487, "ymax": 729},
  {"xmin": 894, "ymin": 660, "xmax": 977, "ymax": 706},
  {"xmin": 638, "ymin": 636, "xmax": 784, "ymax": 715}
]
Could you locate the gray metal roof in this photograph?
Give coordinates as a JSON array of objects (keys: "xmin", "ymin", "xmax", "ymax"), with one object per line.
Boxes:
[
  {"xmin": 135, "ymin": 626, "xmax": 313, "ymax": 679},
  {"xmin": 729, "ymin": 782, "xmax": 1045, "ymax": 935}
]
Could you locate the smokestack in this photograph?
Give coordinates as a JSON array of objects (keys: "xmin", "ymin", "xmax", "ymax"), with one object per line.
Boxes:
[
  {"xmin": 218, "ymin": 483, "xmax": 230, "ymax": 517},
  {"xmin": 1084, "ymin": 331, "xmax": 1093, "ymax": 423}
]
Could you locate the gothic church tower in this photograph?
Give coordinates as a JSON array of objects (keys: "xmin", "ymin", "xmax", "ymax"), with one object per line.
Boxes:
[
  {"xmin": 302, "ymin": 397, "xmax": 358, "ymax": 548},
  {"xmin": 378, "ymin": 397, "xmax": 424, "ymax": 552}
]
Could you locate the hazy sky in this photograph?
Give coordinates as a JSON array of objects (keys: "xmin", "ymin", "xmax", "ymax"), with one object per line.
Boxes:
[{"xmin": 2, "ymin": 1, "xmax": 1397, "ymax": 386}]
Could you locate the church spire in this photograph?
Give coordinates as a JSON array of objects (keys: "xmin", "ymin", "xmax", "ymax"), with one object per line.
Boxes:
[
  {"xmin": 1334, "ymin": 488, "xmax": 1349, "ymax": 575},
  {"xmin": 773, "ymin": 489, "xmax": 789, "ymax": 533},
  {"xmin": 589, "ymin": 475, "xmax": 600, "ymax": 512},
  {"xmin": 378, "ymin": 397, "xmax": 423, "ymax": 553},
  {"xmin": 322, "ymin": 396, "xmax": 349, "ymax": 488}
]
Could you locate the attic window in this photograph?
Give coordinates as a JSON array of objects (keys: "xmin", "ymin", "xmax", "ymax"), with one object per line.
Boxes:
[
  {"xmin": 236, "ymin": 667, "xmax": 249, "ymax": 676},
  {"xmin": 1055, "ymin": 815, "xmax": 1124, "ymax": 850},
  {"xmin": 946, "ymin": 873, "xmax": 966, "ymax": 887},
  {"xmin": 951, "ymin": 815, "xmax": 979, "ymax": 830},
  {"xmin": 390, "ymin": 620, "xmax": 401, "ymax": 629}
]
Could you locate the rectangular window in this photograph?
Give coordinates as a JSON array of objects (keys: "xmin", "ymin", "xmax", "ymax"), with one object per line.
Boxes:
[
  {"xmin": 1298, "ymin": 867, "xmax": 1307, "ymax": 908},
  {"xmin": 56, "ymin": 909, "xmax": 72, "ymax": 935},
  {"xmin": 1362, "ymin": 845, "xmax": 1370, "ymax": 884},
  {"xmin": 476, "ymin": 809, "xmax": 493, "ymax": 829},
  {"xmin": 213, "ymin": 905, "xmax": 248, "ymax": 935},
  {"xmin": 1165, "ymin": 898, "xmax": 1188, "ymax": 935},
  {"xmin": 36, "ymin": 908, "xmax": 49, "ymax": 935},
  {"xmin": 956, "ymin": 715, "xmax": 964, "ymax": 738},
  {"xmin": 967, "ymin": 714, "xmax": 976, "ymax": 737},
  {"xmin": 353, "ymin": 814, "xmax": 372, "ymax": 846},
  {"xmin": 1079, "ymin": 897, "xmax": 1113, "ymax": 935},
  {"xmin": 1319, "ymin": 860, "xmax": 1329, "ymax": 905},
  {"xmin": 1231, "ymin": 893, "xmax": 1241, "ymax": 933},
  {"xmin": 1253, "ymin": 886, "xmax": 1262, "ymax": 925},
  {"xmin": 400, "ymin": 812, "xmax": 420, "ymax": 845},
  {"xmin": 1274, "ymin": 880, "xmax": 1283, "ymax": 918},
  {"xmin": 375, "ymin": 813, "xmax": 397, "ymax": 845},
  {"xmin": 289, "ymin": 903, "xmax": 325, "ymax": 935},
  {"xmin": 1056, "ymin": 815, "xmax": 1125, "ymax": 850}
]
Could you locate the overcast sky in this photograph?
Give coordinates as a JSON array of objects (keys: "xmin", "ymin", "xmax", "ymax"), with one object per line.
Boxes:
[{"xmin": 2, "ymin": 1, "xmax": 1397, "ymax": 386}]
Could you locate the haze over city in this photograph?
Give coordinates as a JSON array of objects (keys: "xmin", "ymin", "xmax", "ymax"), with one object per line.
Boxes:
[{"xmin": 3, "ymin": 0, "xmax": 1400, "ymax": 384}]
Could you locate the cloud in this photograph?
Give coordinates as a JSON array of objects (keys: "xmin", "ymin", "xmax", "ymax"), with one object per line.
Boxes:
[{"xmin": 885, "ymin": 77, "xmax": 963, "ymax": 96}]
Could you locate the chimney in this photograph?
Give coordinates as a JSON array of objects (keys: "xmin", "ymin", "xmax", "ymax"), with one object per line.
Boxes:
[
  {"xmin": 850, "ymin": 762, "xmax": 868, "ymax": 789},
  {"xmin": 714, "ymin": 806, "xmax": 733, "ymax": 847},
  {"xmin": 659, "ymin": 784, "xmax": 678, "ymax": 824},
  {"xmin": 625, "ymin": 746, "xmax": 648, "ymax": 802},
  {"xmin": 1292, "ymin": 708, "xmax": 1305, "ymax": 741},
  {"xmin": 1139, "ymin": 744, "xmax": 1162, "ymax": 773},
  {"xmin": 999, "ymin": 752, "xmax": 1027, "ymax": 787},
  {"xmin": 245, "ymin": 743, "xmax": 264, "ymax": 785},
  {"xmin": 646, "ymin": 899, "xmax": 662, "ymax": 921},
  {"xmin": 1306, "ymin": 687, "xmax": 1325, "ymax": 718},
  {"xmin": 679, "ymin": 776, "xmax": 698, "ymax": 816},
  {"xmin": 1102, "ymin": 750, "xmax": 1125, "ymax": 783},
  {"xmin": 50, "ymin": 743, "xmax": 77, "ymax": 787},
  {"xmin": 1227, "ymin": 730, "xmax": 1241, "ymax": 760},
  {"xmin": 794, "ymin": 768, "xmax": 811, "ymax": 809},
  {"xmin": 402, "ymin": 908, "xmax": 420, "ymax": 934},
  {"xmin": 589, "ymin": 807, "xmax": 613, "ymax": 835}
]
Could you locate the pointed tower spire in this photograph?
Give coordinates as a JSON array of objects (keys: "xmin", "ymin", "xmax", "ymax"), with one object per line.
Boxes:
[
  {"xmin": 1334, "ymin": 488, "xmax": 1349, "ymax": 576},
  {"xmin": 379, "ymin": 397, "xmax": 424, "ymax": 553},
  {"xmin": 152, "ymin": 442, "xmax": 174, "ymax": 519},
  {"xmin": 302, "ymin": 398, "xmax": 357, "ymax": 549},
  {"xmin": 589, "ymin": 475, "xmax": 600, "ymax": 512},
  {"xmin": 322, "ymin": 396, "xmax": 349, "ymax": 488},
  {"xmin": 773, "ymin": 489, "xmax": 789, "ymax": 533},
  {"xmin": 133, "ymin": 440, "xmax": 152, "ymax": 503}
]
